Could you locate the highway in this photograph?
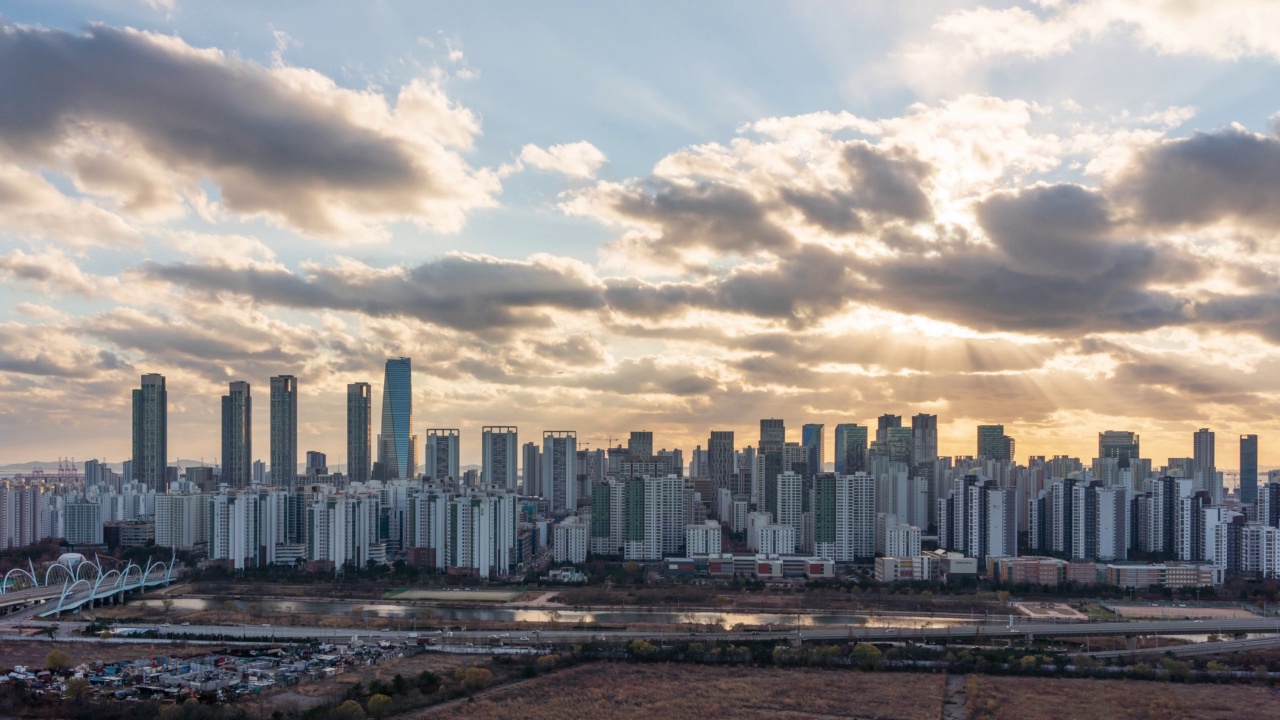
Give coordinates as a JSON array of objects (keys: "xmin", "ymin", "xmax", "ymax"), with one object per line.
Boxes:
[{"xmin": 1088, "ymin": 633, "xmax": 1280, "ymax": 659}]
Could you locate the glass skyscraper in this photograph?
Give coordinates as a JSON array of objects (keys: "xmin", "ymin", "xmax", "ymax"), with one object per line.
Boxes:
[
  {"xmin": 1241, "ymin": 434, "xmax": 1259, "ymax": 505},
  {"xmin": 378, "ymin": 357, "xmax": 416, "ymax": 479},
  {"xmin": 834, "ymin": 423, "xmax": 868, "ymax": 474},
  {"xmin": 221, "ymin": 381, "xmax": 252, "ymax": 488},
  {"xmin": 270, "ymin": 375, "xmax": 298, "ymax": 488},
  {"xmin": 347, "ymin": 382, "xmax": 372, "ymax": 484}
]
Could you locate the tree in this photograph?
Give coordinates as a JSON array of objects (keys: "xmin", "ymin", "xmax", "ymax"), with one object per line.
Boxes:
[
  {"xmin": 629, "ymin": 639, "xmax": 656, "ymax": 657},
  {"xmin": 42, "ymin": 625, "xmax": 56, "ymax": 639},
  {"xmin": 45, "ymin": 649, "xmax": 72, "ymax": 671},
  {"xmin": 64, "ymin": 677, "xmax": 89, "ymax": 702},
  {"xmin": 366, "ymin": 693, "xmax": 393, "ymax": 719},
  {"xmin": 459, "ymin": 667, "xmax": 492, "ymax": 692},
  {"xmin": 334, "ymin": 700, "xmax": 366, "ymax": 720},
  {"xmin": 162, "ymin": 598, "xmax": 174, "ymax": 615},
  {"xmin": 851, "ymin": 643, "xmax": 883, "ymax": 670},
  {"xmin": 546, "ymin": 609, "xmax": 562, "ymax": 627}
]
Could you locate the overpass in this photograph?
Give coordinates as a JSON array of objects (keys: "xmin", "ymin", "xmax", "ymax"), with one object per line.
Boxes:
[
  {"xmin": 1088, "ymin": 634, "xmax": 1280, "ymax": 660},
  {"xmin": 0, "ymin": 555, "xmax": 176, "ymax": 620}
]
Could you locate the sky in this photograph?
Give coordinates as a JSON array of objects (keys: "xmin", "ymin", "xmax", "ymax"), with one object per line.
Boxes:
[{"xmin": 2, "ymin": 0, "xmax": 1280, "ymax": 471}]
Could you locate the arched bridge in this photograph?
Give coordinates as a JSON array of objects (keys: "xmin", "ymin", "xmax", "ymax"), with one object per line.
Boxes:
[{"xmin": 0, "ymin": 555, "xmax": 176, "ymax": 620}]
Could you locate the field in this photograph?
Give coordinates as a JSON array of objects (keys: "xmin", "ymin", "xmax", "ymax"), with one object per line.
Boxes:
[
  {"xmin": 408, "ymin": 662, "xmax": 947, "ymax": 720},
  {"xmin": 0, "ymin": 639, "xmax": 209, "ymax": 670},
  {"xmin": 386, "ymin": 589, "xmax": 520, "ymax": 602},
  {"xmin": 1110, "ymin": 605, "xmax": 1257, "ymax": 620},
  {"xmin": 966, "ymin": 675, "xmax": 1280, "ymax": 719}
]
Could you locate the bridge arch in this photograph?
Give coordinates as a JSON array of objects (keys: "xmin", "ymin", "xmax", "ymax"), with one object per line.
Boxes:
[
  {"xmin": 120, "ymin": 562, "xmax": 142, "ymax": 588},
  {"xmin": 75, "ymin": 558, "xmax": 102, "ymax": 583},
  {"xmin": 142, "ymin": 559, "xmax": 170, "ymax": 585},
  {"xmin": 92, "ymin": 569, "xmax": 121, "ymax": 596},
  {"xmin": 54, "ymin": 579, "xmax": 92, "ymax": 614},
  {"xmin": 2, "ymin": 567, "xmax": 38, "ymax": 593},
  {"xmin": 43, "ymin": 563, "xmax": 76, "ymax": 588}
]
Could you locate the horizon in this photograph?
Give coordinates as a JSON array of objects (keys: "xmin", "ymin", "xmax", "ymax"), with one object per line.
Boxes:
[{"xmin": 2, "ymin": 3, "xmax": 1279, "ymax": 473}]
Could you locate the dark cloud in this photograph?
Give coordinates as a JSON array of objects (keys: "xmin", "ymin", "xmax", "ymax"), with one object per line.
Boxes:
[
  {"xmin": 842, "ymin": 144, "xmax": 933, "ymax": 222},
  {"xmin": 0, "ymin": 23, "xmax": 493, "ymax": 236},
  {"xmin": 977, "ymin": 183, "xmax": 1113, "ymax": 276},
  {"xmin": 147, "ymin": 254, "xmax": 605, "ymax": 333},
  {"xmin": 1116, "ymin": 126, "xmax": 1280, "ymax": 229},
  {"xmin": 610, "ymin": 179, "xmax": 795, "ymax": 260}
]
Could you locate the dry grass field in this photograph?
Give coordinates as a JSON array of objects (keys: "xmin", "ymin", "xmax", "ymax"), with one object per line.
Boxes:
[
  {"xmin": 0, "ymin": 639, "xmax": 209, "ymax": 670},
  {"xmin": 965, "ymin": 675, "xmax": 1280, "ymax": 719},
  {"xmin": 412, "ymin": 662, "xmax": 946, "ymax": 720}
]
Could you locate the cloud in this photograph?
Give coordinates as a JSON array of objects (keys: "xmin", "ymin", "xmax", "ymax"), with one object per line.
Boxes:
[
  {"xmin": 0, "ymin": 23, "xmax": 499, "ymax": 240},
  {"xmin": 0, "ymin": 163, "xmax": 141, "ymax": 249},
  {"xmin": 146, "ymin": 252, "xmax": 606, "ymax": 333},
  {"xmin": 517, "ymin": 141, "xmax": 608, "ymax": 179}
]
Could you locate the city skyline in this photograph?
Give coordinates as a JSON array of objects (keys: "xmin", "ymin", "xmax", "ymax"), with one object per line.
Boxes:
[{"xmin": 4, "ymin": 3, "xmax": 1280, "ymax": 471}]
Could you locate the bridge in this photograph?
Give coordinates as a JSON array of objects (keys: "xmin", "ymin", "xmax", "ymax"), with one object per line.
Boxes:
[{"xmin": 0, "ymin": 554, "xmax": 176, "ymax": 620}]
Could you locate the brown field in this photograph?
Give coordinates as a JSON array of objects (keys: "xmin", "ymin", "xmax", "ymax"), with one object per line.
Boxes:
[
  {"xmin": 0, "ymin": 639, "xmax": 209, "ymax": 670},
  {"xmin": 966, "ymin": 675, "xmax": 1280, "ymax": 719},
  {"xmin": 1111, "ymin": 605, "xmax": 1257, "ymax": 620},
  {"xmin": 406, "ymin": 663, "xmax": 946, "ymax": 720}
]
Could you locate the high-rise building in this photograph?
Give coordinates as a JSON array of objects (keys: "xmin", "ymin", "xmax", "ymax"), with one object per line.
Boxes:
[
  {"xmin": 221, "ymin": 381, "xmax": 252, "ymax": 488},
  {"xmin": 707, "ymin": 431, "xmax": 735, "ymax": 493},
  {"xmin": 1193, "ymin": 428, "xmax": 1215, "ymax": 476},
  {"xmin": 834, "ymin": 424, "xmax": 868, "ymax": 475},
  {"xmin": 938, "ymin": 474, "xmax": 1016, "ymax": 562},
  {"xmin": 378, "ymin": 358, "xmax": 417, "ymax": 479},
  {"xmin": 425, "ymin": 429, "xmax": 461, "ymax": 481},
  {"xmin": 1242, "ymin": 434, "xmax": 1259, "ymax": 505},
  {"xmin": 1098, "ymin": 431, "xmax": 1140, "ymax": 469},
  {"xmin": 306, "ymin": 451, "xmax": 327, "ymax": 475},
  {"xmin": 876, "ymin": 414, "xmax": 902, "ymax": 444},
  {"xmin": 346, "ymin": 382, "xmax": 372, "ymax": 484},
  {"xmin": 977, "ymin": 424, "xmax": 1014, "ymax": 462},
  {"xmin": 628, "ymin": 431, "xmax": 654, "ymax": 458},
  {"xmin": 911, "ymin": 414, "xmax": 938, "ymax": 466},
  {"xmin": 759, "ymin": 419, "xmax": 785, "ymax": 516},
  {"xmin": 131, "ymin": 373, "xmax": 168, "ymax": 492},
  {"xmin": 521, "ymin": 442, "xmax": 541, "ymax": 496},
  {"xmin": 802, "ymin": 424, "xmax": 825, "ymax": 477},
  {"xmin": 482, "ymin": 426, "xmax": 519, "ymax": 491},
  {"xmin": 542, "ymin": 431, "xmax": 578, "ymax": 513},
  {"xmin": 814, "ymin": 472, "xmax": 876, "ymax": 562},
  {"xmin": 269, "ymin": 375, "xmax": 298, "ymax": 489}
]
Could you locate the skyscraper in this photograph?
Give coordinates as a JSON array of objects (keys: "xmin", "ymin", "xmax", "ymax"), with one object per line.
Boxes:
[
  {"xmin": 482, "ymin": 426, "xmax": 519, "ymax": 490},
  {"xmin": 876, "ymin": 414, "xmax": 902, "ymax": 444},
  {"xmin": 628, "ymin": 431, "xmax": 654, "ymax": 458},
  {"xmin": 1241, "ymin": 434, "xmax": 1259, "ymax": 505},
  {"xmin": 1098, "ymin": 430, "xmax": 1140, "ymax": 469},
  {"xmin": 759, "ymin": 419, "xmax": 786, "ymax": 516},
  {"xmin": 347, "ymin": 382, "xmax": 372, "ymax": 484},
  {"xmin": 1193, "ymin": 428, "xmax": 1215, "ymax": 477},
  {"xmin": 131, "ymin": 373, "xmax": 167, "ymax": 492},
  {"xmin": 708, "ymin": 431, "xmax": 735, "ymax": 493},
  {"xmin": 911, "ymin": 414, "xmax": 938, "ymax": 466},
  {"xmin": 269, "ymin": 375, "xmax": 298, "ymax": 489},
  {"xmin": 426, "ymin": 428, "xmax": 461, "ymax": 481},
  {"xmin": 221, "ymin": 381, "xmax": 252, "ymax": 488},
  {"xmin": 801, "ymin": 423, "xmax": 825, "ymax": 477},
  {"xmin": 378, "ymin": 358, "xmax": 417, "ymax": 479},
  {"xmin": 543, "ymin": 431, "xmax": 578, "ymax": 512},
  {"xmin": 833, "ymin": 423, "xmax": 868, "ymax": 475},
  {"xmin": 522, "ymin": 441, "xmax": 541, "ymax": 496},
  {"xmin": 977, "ymin": 424, "xmax": 1013, "ymax": 462}
]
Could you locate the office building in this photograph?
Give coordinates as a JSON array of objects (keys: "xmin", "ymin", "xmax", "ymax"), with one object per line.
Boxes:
[
  {"xmin": 834, "ymin": 423, "xmax": 868, "ymax": 475},
  {"xmin": 628, "ymin": 431, "xmax": 654, "ymax": 458},
  {"xmin": 801, "ymin": 423, "xmax": 824, "ymax": 477},
  {"xmin": 543, "ymin": 431, "xmax": 578, "ymax": 513},
  {"xmin": 221, "ymin": 381, "xmax": 252, "ymax": 488},
  {"xmin": 977, "ymin": 424, "xmax": 1014, "ymax": 462},
  {"xmin": 522, "ymin": 442, "xmax": 541, "ymax": 496},
  {"xmin": 377, "ymin": 357, "xmax": 417, "ymax": 479},
  {"xmin": 876, "ymin": 414, "xmax": 901, "ymax": 444},
  {"xmin": 1098, "ymin": 431, "xmax": 1140, "ymax": 469},
  {"xmin": 269, "ymin": 375, "xmax": 298, "ymax": 489},
  {"xmin": 131, "ymin": 373, "xmax": 168, "ymax": 492},
  {"xmin": 346, "ymin": 382, "xmax": 372, "ymax": 484},
  {"xmin": 707, "ymin": 431, "xmax": 735, "ymax": 493},
  {"xmin": 425, "ymin": 429, "xmax": 461, "ymax": 481},
  {"xmin": 911, "ymin": 414, "xmax": 938, "ymax": 466},
  {"xmin": 482, "ymin": 426, "xmax": 519, "ymax": 490},
  {"xmin": 1242, "ymin": 435, "xmax": 1259, "ymax": 505}
]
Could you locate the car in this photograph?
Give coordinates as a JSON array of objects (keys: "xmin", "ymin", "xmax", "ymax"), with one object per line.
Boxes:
[
  {"xmin": 380, "ymin": 627, "xmax": 390, "ymax": 632},
  {"xmin": 161, "ymin": 623, "xmax": 171, "ymax": 627},
  {"xmin": 519, "ymin": 636, "xmax": 530, "ymax": 641},
  {"xmin": 1194, "ymin": 619, "xmax": 1203, "ymax": 623},
  {"xmin": 261, "ymin": 623, "xmax": 270, "ymax": 627},
  {"xmin": 181, "ymin": 622, "xmax": 190, "ymax": 626}
]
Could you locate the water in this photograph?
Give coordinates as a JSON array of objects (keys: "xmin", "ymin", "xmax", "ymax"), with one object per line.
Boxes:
[{"xmin": 136, "ymin": 597, "xmax": 971, "ymax": 629}]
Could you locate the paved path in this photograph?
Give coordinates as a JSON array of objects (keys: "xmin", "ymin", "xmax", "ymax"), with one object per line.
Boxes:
[{"xmin": 941, "ymin": 675, "xmax": 967, "ymax": 720}]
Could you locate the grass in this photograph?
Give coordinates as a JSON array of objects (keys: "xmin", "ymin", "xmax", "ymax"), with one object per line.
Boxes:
[
  {"xmin": 965, "ymin": 675, "xmax": 1280, "ymax": 719},
  {"xmin": 416, "ymin": 662, "xmax": 946, "ymax": 720},
  {"xmin": 386, "ymin": 589, "xmax": 520, "ymax": 602}
]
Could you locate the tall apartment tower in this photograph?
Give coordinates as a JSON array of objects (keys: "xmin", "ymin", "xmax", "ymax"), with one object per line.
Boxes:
[
  {"xmin": 482, "ymin": 426, "xmax": 519, "ymax": 490},
  {"xmin": 707, "ymin": 431, "xmax": 735, "ymax": 493},
  {"xmin": 628, "ymin": 431, "xmax": 654, "ymax": 458},
  {"xmin": 378, "ymin": 357, "xmax": 417, "ymax": 479},
  {"xmin": 426, "ymin": 429, "xmax": 461, "ymax": 481},
  {"xmin": 759, "ymin": 419, "xmax": 786, "ymax": 516},
  {"xmin": 522, "ymin": 441, "xmax": 541, "ymax": 496},
  {"xmin": 346, "ymin": 382, "xmax": 372, "ymax": 484},
  {"xmin": 543, "ymin": 431, "xmax": 578, "ymax": 513},
  {"xmin": 801, "ymin": 423, "xmax": 825, "ymax": 477},
  {"xmin": 876, "ymin": 414, "xmax": 902, "ymax": 444},
  {"xmin": 911, "ymin": 414, "xmax": 938, "ymax": 466},
  {"xmin": 1241, "ymin": 434, "xmax": 1259, "ymax": 505},
  {"xmin": 221, "ymin": 381, "xmax": 252, "ymax": 488},
  {"xmin": 131, "ymin": 373, "xmax": 168, "ymax": 492},
  {"xmin": 977, "ymin": 424, "xmax": 1013, "ymax": 462},
  {"xmin": 269, "ymin": 375, "xmax": 298, "ymax": 489},
  {"xmin": 834, "ymin": 423, "xmax": 868, "ymax": 475},
  {"xmin": 1193, "ymin": 428, "xmax": 1215, "ymax": 476},
  {"xmin": 1098, "ymin": 430, "xmax": 1140, "ymax": 469}
]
